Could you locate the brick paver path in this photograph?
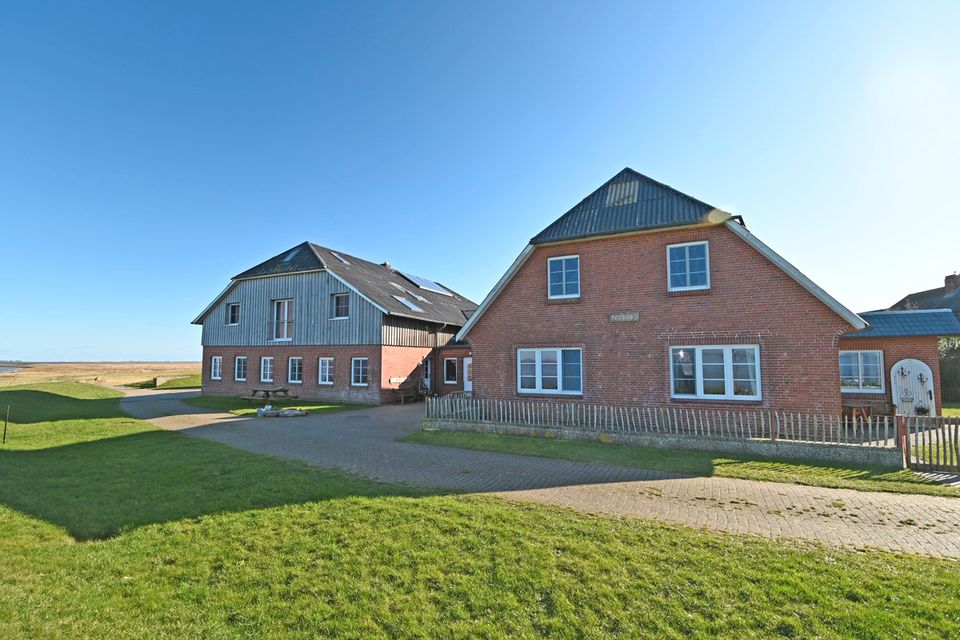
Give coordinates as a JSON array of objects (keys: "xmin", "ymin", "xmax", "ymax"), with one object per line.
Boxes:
[{"xmin": 121, "ymin": 390, "xmax": 960, "ymax": 558}]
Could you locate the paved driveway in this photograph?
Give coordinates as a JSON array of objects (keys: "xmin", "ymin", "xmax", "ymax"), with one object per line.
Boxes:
[{"xmin": 120, "ymin": 390, "xmax": 960, "ymax": 559}]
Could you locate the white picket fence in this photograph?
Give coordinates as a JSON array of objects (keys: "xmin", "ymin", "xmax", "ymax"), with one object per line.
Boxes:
[{"xmin": 425, "ymin": 395, "xmax": 896, "ymax": 448}]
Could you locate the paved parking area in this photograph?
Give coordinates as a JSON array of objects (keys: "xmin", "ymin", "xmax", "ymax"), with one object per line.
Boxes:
[{"xmin": 121, "ymin": 390, "xmax": 960, "ymax": 558}]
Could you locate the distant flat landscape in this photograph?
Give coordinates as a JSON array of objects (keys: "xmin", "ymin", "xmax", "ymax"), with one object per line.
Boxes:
[{"xmin": 0, "ymin": 362, "xmax": 200, "ymax": 387}]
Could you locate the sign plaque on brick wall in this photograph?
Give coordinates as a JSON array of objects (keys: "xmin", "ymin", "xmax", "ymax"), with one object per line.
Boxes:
[{"xmin": 608, "ymin": 311, "xmax": 640, "ymax": 322}]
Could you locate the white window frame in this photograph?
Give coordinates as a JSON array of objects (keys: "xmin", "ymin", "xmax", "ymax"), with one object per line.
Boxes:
[
  {"xmin": 210, "ymin": 356, "xmax": 222, "ymax": 381},
  {"xmin": 669, "ymin": 345, "xmax": 761, "ymax": 401},
  {"xmin": 839, "ymin": 350, "xmax": 885, "ymax": 394},
  {"xmin": 667, "ymin": 241, "xmax": 711, "ymax": 292},
  {"xmin": 288, "ymin": 356, "xmax": 303, "ymax": 384},
  {"xmin": 226, "ymin": 303, "xmax": 241, "ymax": 326},
  {"xmin": 332, "ymin": 293, "xmax": 350, "ymax": 320},
  {"xmin": 443, "ymin": 358, "xmax": 458, "ymax": 384},
  {"xmin": 234, "ymin": 356, "xmax": 247, "ymax": 382},
  {"xmin": 260, "ymin": 356, "xmax": 274, "ymax": 383},
  {"xmin": 273, "ymin": 299, "xmax": 294, "ymax": 341},
  {"xmin": 516, "ymin": 347, "xmax": 583, "ymax": 396},
  {"xmin": 547, "ymin": 255, "xmax": 581, "ymax": 300},
  {"xmin": 318, "ymin": 357, "xmax": 334, "ymax": 385},
  {"xmin": 351, "ymin": 357, "xmax": 369, "ymax": 387}
]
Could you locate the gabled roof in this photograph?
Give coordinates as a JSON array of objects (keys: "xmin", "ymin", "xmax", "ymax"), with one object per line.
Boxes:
[
  {"xmin": 842, "ymin": 310, "xmax": 960, "ymax": 339},
  {"xmin": 890, "ymin": 284, "xmax": 960, "ymax": 317},
  {"xmin": 530, "ymin": 168, "xmax": 730, "ymax": 245},
  {"xmin": 194, "ymin": 242, "xmax": 477, "ymax": 326}
]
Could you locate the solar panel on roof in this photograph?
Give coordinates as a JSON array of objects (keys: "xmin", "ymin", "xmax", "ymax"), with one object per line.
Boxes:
[
  {"xmin": 398, "ymin": 271, "xmax": 453, "ymax": 296},
  {"xmin": 392, "ymin": 295, "xmax": 424, "ymax": 312}
]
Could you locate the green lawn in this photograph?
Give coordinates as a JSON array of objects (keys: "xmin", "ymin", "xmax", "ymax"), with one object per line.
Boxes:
[
  {"xmin": 1, "ymin": 382, "xmax": 959, "ymax": 638},
  {"xmin": 943, "ymin": 402, "xmax": 960, "ymax": 418},
  {"xmin": 183, "ymin": 394, "xmax": 374, "ymax": 416},
  {"xmin": 401, "ymin": 430, "xmax": 960, "ymax": 498},
  {"xmin": 128, "ymin": 373, "xmax": 202, "ymax": 389}
]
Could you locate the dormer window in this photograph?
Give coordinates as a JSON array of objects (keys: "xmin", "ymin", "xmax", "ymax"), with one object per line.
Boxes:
[
  {"xmin": 667, "ymin": 241, "xmax": 710, "ymax": 291},
  {"xmin": 547, "ymin": 255, "xmax": 580, "ymax": 299}
]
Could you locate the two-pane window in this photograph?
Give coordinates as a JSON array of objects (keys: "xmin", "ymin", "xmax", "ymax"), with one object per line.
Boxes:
[
  {"xmin": 670, "ymin": 345, "xmax": 760, "ymax": 400},
  {"xmin": 288, "ymin": 357, "xmax": 303, "ymax": 384},
  {"xmin": 226, "ymin": 303, "xmax": 240, "ymax": 325},
  {"xmin": 547, "ymin": 256, "xmax": 580, "ymax": 299},
  {"xmin": 210, "ymin": 356, "xmax": 222, "ymax": 380},
  {"xmin": 260, "ymin": 356, "xmax": 274, "ymax": 382},
  {"xmin": 352, "ymin": 358, "xmax": 369, "ymax": 386},
  {"xmin": 333, "ymin": 293, "xmax": 350, "ymax": 319},
  {"xmin": 444, "ymin": 358, "xmax": 458, "ymax": 384},
  {"xmin": 517, "ymin": 348, "xmax": 582, "ymax": 395},
  {"xmin": 839, "ymin": 351, "xmax": 884, "ymax": 393},
  {"xmin": 234, "ymin": 356, "xmax": 247, "ymax": 381},
  {"xmin": 273, "ymin": 299, "xmax": 294, "ymax": 340},
  {"xmin": 667, "ymin": 241, "xmax": 710, "ymax": 291},
  {"xmin": 318, "ymin": 358, "xmax": 334, "ymax": 385}
]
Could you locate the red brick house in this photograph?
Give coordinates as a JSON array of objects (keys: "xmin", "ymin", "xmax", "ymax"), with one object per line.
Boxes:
[
  {"xmin": 193, "ymin": 243, "xmax": 477, "ymax": 404},
  {"xmin": 455, "ymin": 169, "xmax": 960, "ymax": 416}
]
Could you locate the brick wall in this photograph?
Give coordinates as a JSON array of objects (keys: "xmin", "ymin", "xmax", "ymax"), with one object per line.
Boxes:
[
  {"xmin": 379, "ymin": 345, "xmax": 433, "ymax": 403},
  {"xmin": 201, "ymin": 345, "xmax": 382, "ymax": 404},
  {"xmin": 838, "ymin": 336, "xmax": 942, "ymax": 413},
  {"xmin": 430, "ymin": 345, "xmax": 472, "ymax": 395},
  {"xmin": 465, "ymin": 224, "xmax": 857, "ymax": 414}
]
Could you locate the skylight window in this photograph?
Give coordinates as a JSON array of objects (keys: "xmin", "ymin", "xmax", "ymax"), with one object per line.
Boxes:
[
  {"xmin": 330, "ymin": 251, "xmax": 350, "ymax": 265},
  {"xmin": 392, "ymin": 295, "xmax": 424, "ymax": 312},
  {"xmin": 398, "ymin": 271, "xmax": 453, "ymax": 296},
  {"xmin": 283, "ymin": 248, "xmax": 301, "ymax": 263},
  {"xmin": 604, "ymin": 180, "xmax": 639, "ymax": 207}
]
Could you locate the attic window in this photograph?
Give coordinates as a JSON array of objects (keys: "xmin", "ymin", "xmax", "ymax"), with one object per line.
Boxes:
[
  {"xmin": 604, "ymin": 180, "xmax": 639, "ymax": 207},
  {"xmin": 393, "ymin": 295, "xmax": 424, "ymax": 312},
  {"xmin": 330, "ymin": 251, "xmax": 350, "ymax": 265},
  {"xmin": 283, "ymin": 248, "xmax": 301, "ymax": 263}
]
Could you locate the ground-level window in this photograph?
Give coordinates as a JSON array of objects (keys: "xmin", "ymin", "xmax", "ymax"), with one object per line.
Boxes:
[
  {"xmin": 318, "ymin": 357, "xmax": 334, "ymax": 385},
  {"xmin": 261, "ymin": 356, "xmax": 274, "ymax": 383},
  {"xmin": 226, "ymin": 303, "xmax": 240, "ymax": 325},
  {"xmin": 667, "ymin": 241, "xmax": 710, "ymax": 291},
  {"xmin": 210, "ymin": 356, "xmax": 222, "ymax": 381},
  {"xmin": 839, "ymin": 351, "xmax": 884, "ymax": 393},
  {"xmin": 548, "ymin": 255, "xmax": 580, "ymax": 299},
  {"xmin": 352, "ymin": 357, "xmax": 368, "ymax": 386},
  {"xmin": 517, "ymin": 348, "xmax": 582, "ymax": 395},
  {"xmin": 670, "ymin": 345, "xmax": 760, "ymax": 400},
  {"xmin": 288, "ymin": 357, "xmax": 303, "ymax": 384},
  {"xmin": 444, "ymin": 358, "xmax": 458, "ymax": 384},
  {"xmin": 234, "ymin": 356, "xmax": 247, "ymax": 382}
]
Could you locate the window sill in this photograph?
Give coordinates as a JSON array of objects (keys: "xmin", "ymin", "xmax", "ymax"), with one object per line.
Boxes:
[
  {"xmin": 270, "ymin": 339, "xmax": 293, "ymax": 343},
  {"xmin": 289, "ymin": 382, "xmax": 303, "ymax": 385},
  {"xmin": 670, "ymin": 395, "xmax": 763, "ymax": 403},
  {"xmin": 443, "ymin": 381, "xmax": 458, "ymax": 385},
  {"xmin": 331, "ymin": 317, "xmax": 350, "ymax": 321},
  {"xmin": 352, "ymin": 383, "xmax": 369, "ymax": 387},
  {"xmin": 211, "ymin": 378, "xmax": 222, "ymax": 381},
  {"xmin": 225, "ymin": 323, "xmax": 239, "ymax": 327},
  {"xmin": 518, "ymin": 391, "xmax": 583, "ymax": 397},
  {"xmin": 318, "ymin": 381, "xmax": 334, "ymax": 386},
  {"xmin": 841, "ymin": 389, "xmax": 886, "ymax": 395},
  {"xmin": 667, "ymin": 288, "xmax": 711, "ymax": 297},
  {"xmin": 235, "ymin": 379, "xmax": 247, "ymax": 382},
  {"xmin": 546, "ymin": 297, "xmax": 580, "ymax": 305}
]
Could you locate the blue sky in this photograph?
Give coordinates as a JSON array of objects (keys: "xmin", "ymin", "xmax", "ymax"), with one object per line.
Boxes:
[{"xmin": 1, "ymin": 1, "xmax": 957, "ymax": 361}]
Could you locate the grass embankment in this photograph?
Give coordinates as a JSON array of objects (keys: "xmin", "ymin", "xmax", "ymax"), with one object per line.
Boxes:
[
  {"xmin": 401, "ymin": 430, "xmax": 960, "ymax": 498},
  {"xmin": 0, "ymin": 382, "xmax": 958, "ymax": 638},
  {"xmin": 129, "ymin": 373, "xmax": 202, "ymax": 389},
  {"xmin": 943, "ymin": 403, "xmax": 960, "ymax": 418},
  {"xmin": 183, "ymin": 395, "xmax": 373, "ymax": 416}
]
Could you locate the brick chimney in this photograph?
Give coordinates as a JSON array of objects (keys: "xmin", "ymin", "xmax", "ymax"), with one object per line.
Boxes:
[{"xmin": 946, "ymin": 273, "xmax": 960, "ymax": 293}]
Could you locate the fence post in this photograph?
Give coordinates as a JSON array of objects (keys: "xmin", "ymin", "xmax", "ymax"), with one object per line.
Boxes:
[{"xmin": 896, "ymin": 415, "xmax": 909, "ymax": 469}]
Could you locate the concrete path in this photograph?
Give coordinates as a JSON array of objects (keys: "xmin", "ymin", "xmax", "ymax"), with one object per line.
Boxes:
[{"xmin": 120, "ymin": 390, "xmax": 960, "ymax": 559}]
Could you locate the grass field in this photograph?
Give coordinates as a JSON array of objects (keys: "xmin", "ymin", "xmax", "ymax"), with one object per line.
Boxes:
[
  {"xmin": 944, "ymin": 402, "xmax": 960, "ymax": 418},
  {"xmin": 0, "ymin": 361, "xmax": 200, "ymax": 387},
  {"xmin": 401, "ymin": 430, "xmax": 960, "ymax": 497},
  {"xmin": 2, "ymin": 382, "xmax": 959, "ymax": 638},
  {"xmin": 129, "ymin": 373, "xmax": 202, "ymax": 389},
  {"xmin": 184, "ymin": 395, "xmax": 373, "ymax": 416}
]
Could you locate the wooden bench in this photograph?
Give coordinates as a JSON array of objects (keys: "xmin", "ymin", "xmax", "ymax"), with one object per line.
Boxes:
[{"xmin": 251, "ymin": 388, "xmax": 296, "ymax": 400}]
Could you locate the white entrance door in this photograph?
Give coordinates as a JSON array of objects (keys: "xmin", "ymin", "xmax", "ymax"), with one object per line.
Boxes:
[
  {"xmin": 463, "ymin": 357, "xmax": 473, "ymax": 394},
  {"xmin": 422, "ymin": 359, "xmax": 432, "ymax": 393},
  {"xmin": 890, "ymin": 358, "xmax": 936, "ymax": 416}
]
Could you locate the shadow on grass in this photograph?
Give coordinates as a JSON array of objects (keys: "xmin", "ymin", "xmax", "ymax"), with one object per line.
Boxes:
[
  {"xmin": 0, "ymin": 429, "xmax": 431, "ymax": 541},
  {"xmin": 0, "ymin": 389, "xmax": 127, "ymax": 424}
]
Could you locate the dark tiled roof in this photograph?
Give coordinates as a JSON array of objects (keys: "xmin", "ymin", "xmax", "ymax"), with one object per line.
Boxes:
[
  {"xmin": 234, "ymin": 242, "xmax": 477, "ymax": 327},
  {"xmin": 530, "ymin": 168, "xmax": 728, "ymax": 245},
  {"xmin": 842, "ymin": 310, "xmax": 960, "ymax": 339},
  {"xmin": 890, "ymin": 285, "xmax": 960, "ymax": 317}
]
